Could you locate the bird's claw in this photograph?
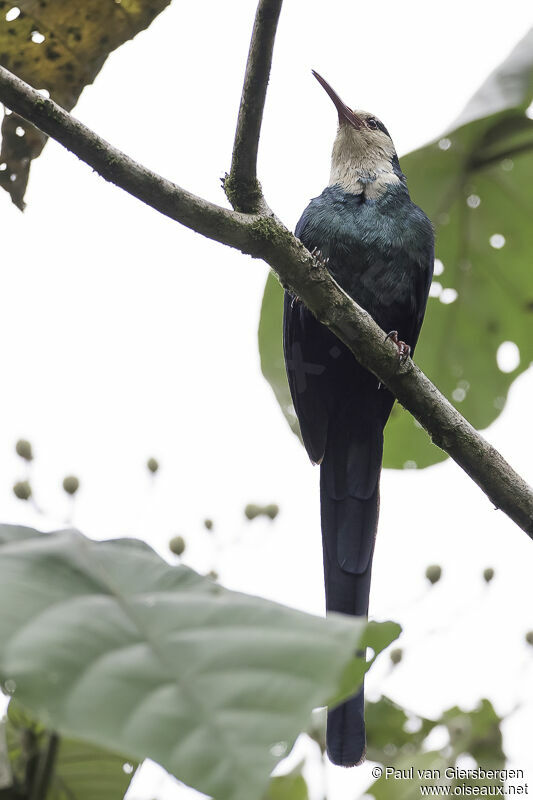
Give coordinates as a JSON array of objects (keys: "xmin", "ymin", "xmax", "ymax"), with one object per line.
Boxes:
[
  {"xmin": 385, "ymin": 330, "xmax": 411, "ymax": 363},
  {"xmin": 310, "ymin": 247, "xmax": 329, "ymax": 269}
]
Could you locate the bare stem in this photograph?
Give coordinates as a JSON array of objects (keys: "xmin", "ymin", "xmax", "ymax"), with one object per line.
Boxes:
[
  {"xmin": 226, "ymin": 0, "xmax": 283, "ymax": 212},
  {"xmin": 0, "ymin": 63, "xmax": 532, "ymax": 538}
]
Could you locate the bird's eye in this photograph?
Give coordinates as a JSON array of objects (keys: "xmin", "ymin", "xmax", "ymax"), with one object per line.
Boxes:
[{"xmin": 367, "ymin": 118, "xmax": 378, "ymax": 130}]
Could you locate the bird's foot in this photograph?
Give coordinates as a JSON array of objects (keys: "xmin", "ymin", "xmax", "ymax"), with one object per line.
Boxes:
[
  {"xmin": 291, "ymin": 294, "xmax": 300, "ymax": 309},
  {"xmin": 385, "ymin": 330, "xmax": 411, "ymax": 363},
  {"xmin": 310, "ymin": 247, "xmax": 329, "ymax": 269}
]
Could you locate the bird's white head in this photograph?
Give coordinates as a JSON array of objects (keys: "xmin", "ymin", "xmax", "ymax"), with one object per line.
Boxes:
[{"xmin": 312, "ymin": 71, "xmax": 402, "ymax": 198}]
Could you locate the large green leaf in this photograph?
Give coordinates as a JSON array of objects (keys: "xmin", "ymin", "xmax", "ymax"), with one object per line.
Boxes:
[
  {"xmin": 0, "ymin": 0, "xmax": 172, "ymax": 208},
  {"xmin": 5, "ymin": 702, "xmax": 137, "ymax": 800},
  {"xmin": 259, "ymin": 28, "xmax": 533, "ymax": 469},
  {"xmin": 0, "ymin": 524, "xmax": 400, "ymax": 800}
]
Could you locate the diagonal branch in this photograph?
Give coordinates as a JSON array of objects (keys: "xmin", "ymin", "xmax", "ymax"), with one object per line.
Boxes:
[
  {"xmin": 0, "ymin": 68, "xmax": 254, "ymax": 251},
  {"xmin": 225, "ymin": 0, "xmax": 283, "ymax": 212},
  {"xmin": 0, "ymin": 64, "xmax": 532, "ymax": 539}
]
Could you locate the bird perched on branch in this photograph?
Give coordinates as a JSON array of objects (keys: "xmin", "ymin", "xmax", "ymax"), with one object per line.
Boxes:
[{"xmin": 283, "ymin": 71, "xmax": 434, "ymax": 767}]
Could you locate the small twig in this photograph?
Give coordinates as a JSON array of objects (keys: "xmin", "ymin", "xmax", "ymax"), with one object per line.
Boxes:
[
  {"xmin": 0, "ymin": 64, "xmax": 532, "ymax": 538},
  {"xmin": 226, "ymin": 0, "xmax": 283, "ymax": 212}
]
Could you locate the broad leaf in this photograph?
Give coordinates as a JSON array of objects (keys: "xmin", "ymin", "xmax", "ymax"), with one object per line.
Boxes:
[
  {"xmin": 5, "ymin": 701, "xmax": 137, "ymax": 800},
  {"xmin": 0, "ymin": 525, "xmax": 400, "ymax": 800},
  {"xmin": 0, "ymin": 0, "xmax": 172, "ymax": 207},
  {"xmin": 258, "ymin": 28, "xmax": 533, "ymax": 469}
]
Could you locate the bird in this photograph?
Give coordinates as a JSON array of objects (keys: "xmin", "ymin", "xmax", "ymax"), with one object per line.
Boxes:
[{"xmin": 283, "ymin": 71, "xmax": 434, "ymax": 767}]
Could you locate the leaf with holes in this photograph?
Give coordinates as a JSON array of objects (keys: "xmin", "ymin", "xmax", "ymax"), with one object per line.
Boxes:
[
  {"xmin": 0, "ymin": 0, "xmax": 171, "ymax": 208},
  {"xmin": 0, "ymin": 524, "xmax": 400, "ymax": 800},
  {"xmin": 258, "ymin": 28, "xmax": 533, "ymax": 469}
]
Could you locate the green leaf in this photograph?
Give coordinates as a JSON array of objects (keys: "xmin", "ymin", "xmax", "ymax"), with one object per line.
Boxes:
[
  {"xmin": 0, "ymin": 525, "xmax": 400, "ymax": 800},
  {"xmin": 258, "ymin": 28, "xmax": 533, "ymax": 469},
  {"xmin": 364, "ymin": 696, "xmax": 437, "ymax": 764},
  {"xmin": 0, "ymin": 0, "xmax": 172, "ymax": 208},
  {"xmin": 364, "ymin": 697, "xmax": 505, "ymax": 800},
  {"xmin": 47, "ymin": 739, "xmax": 135, "ymax": 800},
  {"xmin": 332, "ymin": 622, "xmax": 403, "ymax": 708},
  {"xmin": 440, "ymin": 699, "xmax": 505, "ymax": 769},
  {"xmin": 5, "ymin": 702, "xmax": 137, "ymax": 800},
  {"xmin": 258, "ymin": 273, "xmax": 301, "ymax": 441},
  {"xmin": 0, "ymin": 723, "xmax": 11, "ymax": 792},
  {"xmin": 367, "ymin": 751, "xmax": 450, "ymax": 800},
  {"xmin": 263, "ymin": 762, "xmax": 308, "ymax": 800}
]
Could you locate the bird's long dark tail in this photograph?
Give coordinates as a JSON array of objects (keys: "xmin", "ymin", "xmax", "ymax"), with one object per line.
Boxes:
[{"xmin": 319, "ymin": 422, "xmax": 382, "ymax": 767}]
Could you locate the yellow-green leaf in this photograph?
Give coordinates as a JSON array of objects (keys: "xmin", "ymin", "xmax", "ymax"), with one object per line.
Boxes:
[{"xmin": 0, "ymin": 0, "xmax": 172, "ymax": 207}]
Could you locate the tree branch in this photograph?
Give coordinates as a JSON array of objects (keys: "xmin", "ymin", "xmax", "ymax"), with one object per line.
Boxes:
[
  {"xmin": 0, "ymin": 68, "xmax": 255, "ymax": 252},
  {"xmin": 0, "ymin": 64, "xmax": 532, "ymax": 538},
  {"xmin": 225, "ymin": 0, "xmax": 283, "ymax": 212}
]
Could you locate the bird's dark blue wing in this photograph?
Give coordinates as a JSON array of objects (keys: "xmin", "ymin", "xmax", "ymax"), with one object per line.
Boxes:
[
  {"xmin": 283, "ymin": 292, "xmax": 329, "ymax": 464},
  {"xmin": 284, "ymin": 185, "xmax": 433, "ymax": 767},
  {"xmin": 282, "ymin": 205, "xmax": 337, "ymax": 465}
]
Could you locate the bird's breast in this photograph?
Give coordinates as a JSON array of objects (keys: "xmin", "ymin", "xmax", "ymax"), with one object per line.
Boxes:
[{"xmin": 297, "ymin": 184, "xmax": 431, "ymax": 331}]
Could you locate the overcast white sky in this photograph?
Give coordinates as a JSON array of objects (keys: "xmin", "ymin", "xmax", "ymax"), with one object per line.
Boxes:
[{"xmin": 1, "ymin": 1, "xmax": 533, "ymax": 798}]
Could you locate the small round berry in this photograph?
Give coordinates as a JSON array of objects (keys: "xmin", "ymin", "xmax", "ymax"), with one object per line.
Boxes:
[
  {"xmin": 265, "ymin": 503, "xmax": 280, "ymax": 521},
  {"xmin": 390, "ymin": 647, "xmax": 403, "ymax": 666},
  {"xmin": 62, "ymin": 475, "xmax": 80, "ymax": 495},
  {"xmin": 244, "ymin": 504, "xmax": 260, "ymax": 520},
  {"xmin": 169, "ymin": 535, "xmax": 186, "ymax": 556},
  {"xmin": 425, "ymin": 564, "xmax": 442, "ymax": 585},
  {"xmin": 483, "ymin": 567, "xmax": 495, "ymax": 584},
  {"xmin": 147, "ymin": 457, "xmax": 159, "ymax": 474},
  {"xmin": 15, "ymin": 439, "xmax": 33, "ymax": 461},
  {"xmin": 13, "ymin": 481, "xmax": 31, "ymax": 500}
]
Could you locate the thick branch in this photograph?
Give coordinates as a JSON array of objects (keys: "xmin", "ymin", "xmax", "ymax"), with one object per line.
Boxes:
[
  {"xmin": 226, "ymin": 0, "xmax": 283, "ymax": 212},
  {"xmin": 0, "ymin": 65, "xmax": 532, "ymax": 538}
]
